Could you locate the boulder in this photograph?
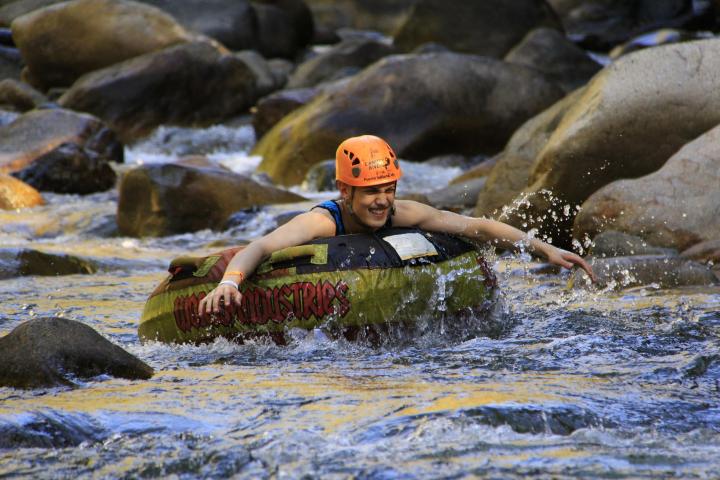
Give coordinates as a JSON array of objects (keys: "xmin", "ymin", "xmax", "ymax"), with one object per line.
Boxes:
[
  {"xmin": 0, "ymin": 172, "xmax": 43, "ymax": 209},
  {"xmin": 609, "ymin": 28, "xmax": 714, "ymax": 59},
  {"xmin": 474, "ymin": 87, "xmax": 584, "ymax": 218},
  {"xmin": 286, "ymin": 37, "xmax": 395, "ymax": 89},
  {"xmin": 504, "ymin": 27, "xmax": 601, "ymax": 93},
  {"xmin": 547, "ymin": 0, "xmax": 713, "ymax": 50},
  {"xmin": 393, "ymin": 0, "xmax": 561, "ymax": 58},
  {"xmin": 11, "ymin": 0, "xmax": 193, "ymax": 90},
  {"xmin": 117, "ymin": 163, "xmax": 306, "ymax": 236},
  {"xmin": 449, "ymin": 157, "xmax": 499, "ymax": 185},
  {"xmin": 301, "ymin": 158, "xmax": 335, "ymax": 191},
  {"xmin": 255, "ymin": 52, "xmax": 564, "ymax": 185},
  {"xmin": 589, "ymin": 230, "xmax": 678, "ymax": 257},
  {"xmin": 252, "ymin": 87, "xmax": 318, "ymax": 140},
  {"xmin": 0, "ymin": 78, "xmax": 47, "ymax": 111},
  {"xmin": 251, "ymin": 0, "xmax": 314, "ymax": 59},
  {"xmin": 569, "ymin": 255, "xmax": 719, "ymax": 290},
  {"xmin": 59, "ymin": 41, "xmax": 260, "ymax": 143},
  {"xmin": 234, "ymin": 49, "xmax": 284, "ymax": 98},
  {"xmin": 0, "ymin": 247, "xmax": 96, "ymax": 278},
  {"xmin": 574, "ymin": 123, "xmax": 720, "ymax": 251},
  {"xmin": 422, "ymin": 177, "xmax": 487, "ymax": 211},
  {"xmin": 137, "ymin": 0, "xmax": 258, "ymax": 51},
  {"xmin": 503, "ymin": 39, "xmax": 720, "ymax": 248},
  {"xmin": 11, "ymin": 141, "xmax": 118, "ymax": 193},
  {"xmin": 0, "ymin": 109, "xmax": 123, "ymax": 178},
  {"xmin": 0, "ymin": 317, "xmax": 153, "ymax": 389}
]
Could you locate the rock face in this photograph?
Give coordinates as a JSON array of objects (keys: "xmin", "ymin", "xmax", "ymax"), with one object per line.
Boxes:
[
  {"xmin": 474, "ymin": 88, "xmax": 584, "ymax": 218},
  {"xmin": 286, "ymin": 37, "xmax": 395, "ymax": 89},
  {"xmin": 117, "ymin": 163, "xmax": 306, "ymax": 237},
  {"xmin": 0, "ymin": 173, "xmax": 43, "ymax": 209},
  {"xmin": 502, "ymin": 38, "xmax": 720, "ymax": 248},
  {"xmin": 256, "ymin": 52, "xmax": 564, "ymax": 185},
  {"xmin": 0, "ymin": 248, "xmax": 96, "ymax": 277},
  {"xmin": 11, "ymin": 0, "xmax": 192, "ymax": 90},
  {"xmin": 0, "ymin": 109, "xmax": 123, "ymax": 190},
  {"xmin": 59, "ymin": 41, "xmax": 260, "ymax": 143},
  {"xmin": 393, "ymin": 0, "xmax": 561, "ymax": 57},
  {"xmin": 0, "ymin": 317, "xmax": 153, "ymax": 389},
  {"xmin": 138, "ymin": 0, "xmax": 258, "ymax": 51},
  {"xmin": 504, "ymin": 27, "xmax": 601, "ymax": 93},
  {"xmin": 574, "ymin": 123, "xmax": 720, "ymax": 251}
]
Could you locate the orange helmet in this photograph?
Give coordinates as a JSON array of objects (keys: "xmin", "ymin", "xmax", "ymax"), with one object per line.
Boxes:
[{"xmin": 335, "ymin": 135, "xmax": 401, "ymax": 187}]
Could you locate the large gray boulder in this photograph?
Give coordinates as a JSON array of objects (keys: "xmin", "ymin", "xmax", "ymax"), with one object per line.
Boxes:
[
  {"xmin": 11, "ymin": 0, "xmax": 192, "ymax": 90},
  {"xmin": 393, "ymin": 0, "xmax": 561, "ymax": 57},
  {"xmin": 574, "ymin": 123, "xmax": 720, "ymax": 251},
  {"xmin": 0, "ymin": 248, "xmax": 96, "ymax": 277},
  {"xmin": 286, "ymin": 37, "xmax": 395, "ymax": 89},
  {"xmin": 502, "ymin": 38, "xmax": 720, "ymax": 248},
  {"xmin": 138, "ymin": 0, "xmax": 257, "ymax": 51},
  {"xmin": 0, "ymin": 317, "xmax": 153, "ymax": 389},
  {"xmin": 117, "ymin": 163, "xmax": 306, "ymax": 237},
  {"xmin": 255, "ymin": 52, "xmax": 564, "ymax": 185},
  {"xmin": 0, "ymin": 78, "xmax": 47, "ymax": 111},
  {"xmin": 474, "ymin": 88, "xmax": 584, "ymax": 218},
  {"xmin": 504, "ymin": 27, "xmax": 601, "ymax": 93},
  {"xmin": 59, "ymin": 41, "xmax": 260, "ymax": 143},
  {"xmin": 0, "ymin": 109, "xmax": 122, "ymax": 193}
]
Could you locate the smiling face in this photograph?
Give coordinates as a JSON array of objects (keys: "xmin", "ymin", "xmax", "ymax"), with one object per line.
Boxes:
[{"xmin": 338, "ymin": 181, "xmax": 397, "ymax": 230}]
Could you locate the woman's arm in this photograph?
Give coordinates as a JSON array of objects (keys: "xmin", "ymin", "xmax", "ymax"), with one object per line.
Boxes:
[
  {"xmin": 395, "ymin": 200, "xmax": 596, "ymax": 281},
  {"xmin": 198, "ymin": 211, "xmax": 336, "ymax": 314}
]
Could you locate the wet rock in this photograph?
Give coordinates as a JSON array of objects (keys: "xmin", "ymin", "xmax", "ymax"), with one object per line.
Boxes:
[
  {"xmin": 252, "ymin": 87, "xmax": 317, "ymax": 140},
  {"xmin": 569, "ymin": 255, "xmax": 719, "ymax": 289},
  {"xmin": 0, "ymin": 109, "xmax": 123, "ymax": 182},
  {"xmin": 137, "ymin": 0, "xmax": 258, "ymax": 51},
  {"xmin": 0, "ymin": 53, "xmax": 22, "ymax": 81},
  {"xmin": 420, "ymin": 178, "xmax": 487, "ymax": 211},
  {"xmin": 465, "ymin": 405, "xmax": 604, "ymax": 435},
  {"xmin": 681, "ymin": 239, "xmax": 720, "ymax": 264},
  {"xmin": 267, "ymin": 58, "xmax": 295, "ymax": 86},
  {"xmin": 575, "ymin": 123, "xmax": 720, "ymax": 252},
  {"xmin": 251, "ymin": 0, "xmax": 314, "ymax": 59},
  {"xmin": 0, "ymin": 78, "xmax": 48, "ymax": 111},
  {"xmin": 393, "ymin": 0, "xmax": 561, "ymax": 58},
  {"xmin": 0, "ymin": 317, "xmax": 153, "ymax": 389},
  {"xmin": 504, "ymin": 27, "xmax": 602, "ymax": 93},
  {"xmin": 0, "ymin": 248, "xmax": 97, "ymax": 277},
  {"xmin": 10, "ymin": 0, "xmax": 193, "ymax": 90},
  {"xmin": 301, "ymin": 158, "xmax": 335, "ymax": 192},
  {"xmin": 255, "ymin": 52, "xmax": 563, "ymax": 185},
  {"xmin": 589, "ymin": 231, "xmax": 678, "ymax": 257},
  {"xmin": 474, "ymin": 87, "xmax": 583, "ymax": 218},
  {"xmin": 11, "ymin": 141, "xmax": 118, "ymax": 194},
  {"xmin": 549, "ymin": 0, "xmax": 712, "ymax": 51},
  {"xmin": 0, "ymin": 411, "xmax": 105, "ymax": 448},
  {"xmin": 59, "ymin": 41, "xmax": 260, "ymax": 143},
  {"xmin": 287, "ymin": 37, "xmax": 395, "ymax": 89},
  {"xmin": 117, "ymin": 163, "xmax": 306, "ymax": 236},
  {"xmin": 502, "ymin": 39, "xmax": 720, "ymax": 249},
  {"xmin": 0, "ymin": 172, "xmax": 43, "ymax": 209}
]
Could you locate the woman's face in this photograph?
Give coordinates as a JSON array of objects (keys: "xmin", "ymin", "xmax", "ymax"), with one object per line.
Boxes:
[{"xmin": 344, "ymin": 182, "xmax": 397, "ymax": 229}]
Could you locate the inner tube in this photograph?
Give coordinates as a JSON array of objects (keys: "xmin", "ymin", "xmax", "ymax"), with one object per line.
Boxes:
[{"xmin": 139, "ymin": 227, "xmax": 498, "ymax": 344}]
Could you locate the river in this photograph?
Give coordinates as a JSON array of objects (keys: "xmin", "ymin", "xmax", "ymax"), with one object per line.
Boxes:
[{"xmin": 1, "ymin": 125, "xmax": 719, "ymax": 478}]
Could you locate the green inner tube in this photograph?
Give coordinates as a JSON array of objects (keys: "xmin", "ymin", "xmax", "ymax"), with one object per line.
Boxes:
[{"xmin": 139, "ymin": 228, "xmax": 498, "ymax": 344}]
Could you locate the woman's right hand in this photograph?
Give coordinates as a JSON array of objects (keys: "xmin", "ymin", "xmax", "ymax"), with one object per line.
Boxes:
[{"xmin": 198, "ymin": 284, "xmax": 243, "ymax": 315}]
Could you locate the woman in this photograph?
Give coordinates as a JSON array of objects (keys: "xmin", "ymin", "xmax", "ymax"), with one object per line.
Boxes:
[{"xmin": 199, "ymin": 135, "xmax": 595, "ymax": 315}]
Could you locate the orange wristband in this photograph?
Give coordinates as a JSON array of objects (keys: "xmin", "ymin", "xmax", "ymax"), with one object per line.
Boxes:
[{"xmin": 223, "ymin": 271, "xmax": 245, "ymax": 283}]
